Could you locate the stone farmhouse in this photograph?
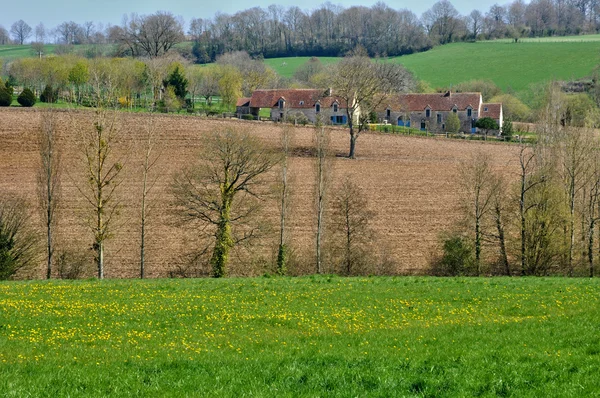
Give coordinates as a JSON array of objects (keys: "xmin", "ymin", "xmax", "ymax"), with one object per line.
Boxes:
[
  {"xmin": 378, "ymin": 91, "xmax": 503, "ymax": 134},
  {"xmin": 236, "ymin": 89, "xmax": 351, "ymax": 125}
]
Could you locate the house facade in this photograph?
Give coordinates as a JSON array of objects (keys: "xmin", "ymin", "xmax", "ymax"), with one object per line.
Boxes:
[
  {"xmin": 236, "ymin": 89, "xmax": 351, "ymax": 125},
  {"xmin": 378, "ymin": 91, "xmax": 503, "ymax": 134}
]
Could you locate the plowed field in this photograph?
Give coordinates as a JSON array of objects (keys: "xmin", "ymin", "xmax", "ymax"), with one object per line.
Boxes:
[{"xmin": 0, "ymin": 108, "xmax": 519, "ymax": 278}]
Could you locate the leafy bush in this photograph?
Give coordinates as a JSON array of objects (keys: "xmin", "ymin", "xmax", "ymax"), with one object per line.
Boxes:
[
  {"xmin": 0, "ymin": 86, "xmax": 11, "ymax": 107},
  {"xmin": 242, "ymin": 114, "xmax": 256, "ymax": 120},
  {"xmin": 40, "ymin": 85, "xmax": 58, "ymax": 103},
  {"xmin": 430, "ymin": 234, "xmax": 475, "ymax": 276},
  {"xmin": 17, "ymin": 88, "xmax": 36, "ymax": 107}
]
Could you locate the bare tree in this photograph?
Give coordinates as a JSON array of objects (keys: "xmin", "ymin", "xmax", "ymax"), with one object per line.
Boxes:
[
  {"xmin": 331, "ymin": 177, "xmax": 373, "ymax": 275},
  {"xmin": 34, "ymin": 23, "xmax": 46, "ymax": 43},
  {"xmin": 330, "ymin": 55, "xmax": 414, "ymax": 158},
  {"xmin": 314, "ymin": 126, "xmax": 330, "ymax": 273},
  {"xmin": 459, "ymin": 152, "xmax": 496, "ymax": 275},
  {"xmin": 139, "ymin": 117, "xmax": 161, "ymax": 279},
  {"xmin": 10, "ymin": 20, "xmax": 32, "ymax": 45},
  {"xmin": 556, "ymin": 127, "xmax": 592, "ymax": 276},
  {"xmin": 491, "ymin": 175, "xmax": 510, "ymax": 275},
  {"xmin": 76, "ymin": 109, "xmax": 125, "ymax": 279},
  {"xmin": 0, "ymin": 26, "xmax": 9, "ymax": 45},
  {"xmin": 585, "ymin": 155, "xmax": 600, "ymax": 277},
  {"xmin": 121, "ymin": 12, "xmax": 185, "ymax": 58},
  {"xmin": 37, "ymin": 111, "xmax": 62, "ymax": 279},
  {"xmin": 172, "ymin": 128, "xmax": 278, "ymax": 277},
  {"xmin": 277, "ymin": 127, "xmax": 293, "ymax": 275}
]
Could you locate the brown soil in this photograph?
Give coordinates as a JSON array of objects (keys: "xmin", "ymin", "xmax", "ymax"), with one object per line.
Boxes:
[{"xmin": 0, "ymin": 108, "xmax": 519, "ymax": 278}]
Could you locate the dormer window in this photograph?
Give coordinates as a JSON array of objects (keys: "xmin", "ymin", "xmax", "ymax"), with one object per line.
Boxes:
[
  {"xmin": 425, "ymin": 108, "xmax": 431, "ymax": 118},
  {"xmin": 278, "ymin": 99, "xmax": 284, "ymax": 110},
  {"xmin": 299, "ymin": 100, "xmax": 304, "ymax": 105},
  {"xmin": 453, "ymin": 107, "xmax": 457, "ymax": 113},
  {"xmin": 484, "ymin": 107, "xmax": 488, "ymax": 112},
  {"xmin": 333, "ymin": 103, "xmax": 338, "ymax": 112},
  {"xmin": 316, "ymin": 103, "xmax": 321, "ymax": 113},
  {"xmin": 467, "ymin": 107, "xmax": 472, "ymax": 117}
]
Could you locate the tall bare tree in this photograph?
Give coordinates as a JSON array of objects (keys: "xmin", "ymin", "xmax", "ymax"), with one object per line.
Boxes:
[
  {"xmin": 10, "ymin": 20, "xmax": 32, "ymax": 45},
  {"xmin": 459, "ymin": 152, "xmax": 496, "ymax": 275},
  {"xmin": 139, "ymin": 117, "xmax": 162, "ymax": 279},
  {"xmin": 277, "ymin": 127, "xmax": 293, "ymax": 275},
  {"xmin": 76, "ymin": 110, "xmax": 125, "ymax": 279},
  {"xmin": 331, "ymin": 177, "xmax": 372, "ymax": 275},
  {"xmin": 172, "ymin": 129, "xmax": 278, "ymax": 278},
  {"xmin": 37, "ymin": 111, "xmax": 61, "ymax": 279},
  {"xmin": 314, "ymin": 126, "xmax": 330, "ymax": 273},
  {"xmin": 330, "ymin": 55, "xmax": 414, "ymax": 158},
  {"xmin": 120, "ymin": 12, "xmax": 184, "ymax": 58}
]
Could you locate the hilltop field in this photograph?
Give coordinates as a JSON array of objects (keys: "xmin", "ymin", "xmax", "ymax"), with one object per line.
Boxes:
[
  {"xmin": 0, "ymin": 108, "xmax": 519, "ymax": 278},
  {"xmin": 265, "ymin": 39, "xmax": 600, "ymax": 100}
]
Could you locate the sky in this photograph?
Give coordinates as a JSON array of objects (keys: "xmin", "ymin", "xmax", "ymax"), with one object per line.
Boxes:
[{"xmin": 2, "ymin": 0, "xmax": 506, "ymax": 33}]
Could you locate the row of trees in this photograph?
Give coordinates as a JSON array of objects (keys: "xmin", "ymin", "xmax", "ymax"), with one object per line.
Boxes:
[
  {"xmin": 5, "ymin": 52, "xmax": 282, "ymax": 110},
  {"xmin": 5, "ymin": 0, "xmax": 600, "ymax": 61},
  {"xmin": 0, "ymin": 107, "xmax": 382, "ymax": 279},
  {"xmin": 440, "ymin": 88, "xmax": 600, "ymax": 276}
]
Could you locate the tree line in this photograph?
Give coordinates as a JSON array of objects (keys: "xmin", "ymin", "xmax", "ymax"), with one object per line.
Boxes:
[
  {"xmin": 3, "ymin": 0, "xmax": 600, "ymax": 61},
  {"xmin": 435, "ymin": 86, "xmax": 600, "ymax": 277},
  {"xmin": 0, "ymin": 105, "xmax": 391, "ymax": 280}
]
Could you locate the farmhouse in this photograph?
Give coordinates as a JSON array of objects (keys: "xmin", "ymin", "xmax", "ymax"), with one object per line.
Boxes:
[
  {"xmin": 378, "ymin": 91, "xmax": 503, "ymax": 134},
  {"xmin": 236, "ymin": 89, "xmax": 350, "ymax": 125}
]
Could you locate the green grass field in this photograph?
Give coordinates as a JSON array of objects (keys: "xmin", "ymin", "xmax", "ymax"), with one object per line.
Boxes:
[
  {"xmin": 393, "ymin": 41, "xmax": 600, "ymax": 94},
  {"xmin": 1, "ymin": 277, "xmax": 599, "ymax": 396},
  {"xmin": 264, "ymin": 37, "xmax": 600, "ymax": 100}
]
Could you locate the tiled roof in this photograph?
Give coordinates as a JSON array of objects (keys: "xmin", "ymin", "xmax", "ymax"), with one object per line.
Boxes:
[
  {"xmin": 382, "ymin": 92, "xmax": 482, "ymax": 112},
  {"xmin": 481, "ymin": 103, "xmax": 502, "ymax": 120},
  {"xmin": 247, "ymin": 89, "xmax": 346, "ymax": 109},
  {"xmin": 236, "ymin": 97, "xmax": 251, "ymax": 107}
]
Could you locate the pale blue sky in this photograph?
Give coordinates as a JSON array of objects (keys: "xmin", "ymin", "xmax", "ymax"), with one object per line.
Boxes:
[{"xmin": 2, "ymin": 0, "xmax": 505, "ymax": 34}]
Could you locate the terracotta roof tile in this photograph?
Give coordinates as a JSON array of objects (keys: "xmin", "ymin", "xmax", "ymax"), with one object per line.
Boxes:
[
  {"xmin": 381, "ymin": 92, "xmax": 482, "ymax": 112},
  {"xmin": 247, "ymin": 89, "xmax": 347, "ymax": 109},
  {"xmin": 236, "ymin": 97, "xmax": 251, "ymax": 107},
  {"xmin": 481, "ymin": 103, "xmax": 502, "ymax": 120}
]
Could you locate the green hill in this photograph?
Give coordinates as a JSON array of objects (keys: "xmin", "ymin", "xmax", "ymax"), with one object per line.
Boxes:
[
  {"xmin": 393, "ymin": 41, "xmax": 600, "ymax": 94},
  {"xmin": 265, "ymin": 38, "xmax": 600, "ymax": 101}
]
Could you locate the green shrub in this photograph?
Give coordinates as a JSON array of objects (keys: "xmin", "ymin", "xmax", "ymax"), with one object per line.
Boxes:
[
  {"xmin": 242, "ymin": 114, "xmax": 256, "ymax": 121},
  {"xmin": 0, "ymin": 87, "xmax": 11, "ymax": 107},
  {"xmin": 40, "ymin": 85, "xmax": 58, "ymax": 103},
  {"xmin": 17, "ymin": 88, "xmax": 36, "ymax": 107},
  {"xmin": 430, "ymin": 234, "xmax": 475, "ymax": 276}
]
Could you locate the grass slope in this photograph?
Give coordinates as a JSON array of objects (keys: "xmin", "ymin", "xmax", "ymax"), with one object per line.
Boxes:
[
  {"xmin": 1, "ymin": 277, "xmax": 599, "ymax": 396},
  {"xmin": 264, "ymin": 38, "xmax": 600, "ymax": 99},
  {"xmin": 394, "ymin": 41, "xmax": 600, "ymax": 94}
]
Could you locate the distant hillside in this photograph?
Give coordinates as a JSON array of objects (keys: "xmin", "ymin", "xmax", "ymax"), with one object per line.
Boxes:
[{"xmin": 266, "ymin": 38, "xmax": 600, "ymax": 102}]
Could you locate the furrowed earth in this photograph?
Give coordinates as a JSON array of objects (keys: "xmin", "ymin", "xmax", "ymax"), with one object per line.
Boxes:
[{"xmin": 0, "ymin": 108, "xmax": 519, "ymax": 278}]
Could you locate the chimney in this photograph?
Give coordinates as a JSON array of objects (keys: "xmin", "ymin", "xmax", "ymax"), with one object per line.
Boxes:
[
  {"xmin": 444, "ymin": 90, "xmax": 451, "ymax": 97},
  {"xmin": 325, "ymin": 88, "xmax": 333, "ymax": 97}
]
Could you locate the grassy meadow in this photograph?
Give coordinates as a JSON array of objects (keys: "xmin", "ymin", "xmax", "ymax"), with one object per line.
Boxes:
[{"xmin": 1, "ymin": 276, "xmax": 599, "ymax": 396}]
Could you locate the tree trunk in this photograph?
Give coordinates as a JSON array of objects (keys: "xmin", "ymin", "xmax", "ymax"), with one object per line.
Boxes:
[
  {"xmin": 349, "ymin": 131, "xmax": 357, "ymax": 159},
  {"xmin": 46, "ymin": 203, "xmax": 52, "ymax": 279},
  {"xmin": 495, "ymin": 202, "xmax": 510, "ymax": 276},
  {"xmin": 520, "ymin": 172, "xmax": 527, "ymax": 276},
  {"xmin": 475, "ymin": 217, "xmax": 481, "ymax": 276},
  {"xmin": 277, "ymin": 147, "xmax": 288, "ymax": 275},
  {"xmin": 589, "ymin": 218, "xmax": 595, "ymax": 278},
  {"xmin": 211, "ymin": 196, "xmax": 233, "ymax": 278}
]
